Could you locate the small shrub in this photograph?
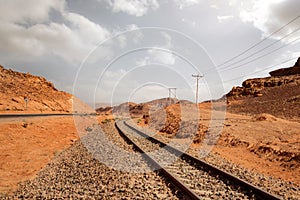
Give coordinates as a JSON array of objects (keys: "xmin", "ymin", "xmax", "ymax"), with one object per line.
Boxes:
[
  {"xmin": 21, "ymin": 122, "xmax": 29, "ymax": 128},
  {"xmin": 85, "ymin": 127, "xmax": 93, "ymax": 132},
  {"xmin": 101, "ymin": 118, "xmax": 111, "ymax": 124}
]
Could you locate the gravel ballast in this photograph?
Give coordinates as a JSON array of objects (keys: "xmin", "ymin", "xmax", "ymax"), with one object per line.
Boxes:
[
  {"xmin": 3, "ymin": 121, "xmax": 184, "ymax": 199},
  {"xmin": 2, "ymin": 120, "xmax": 299, "ymax": 199},
  {"xmin": 125, "ymin": 120, "xmax": 299, "ymax": 199}
]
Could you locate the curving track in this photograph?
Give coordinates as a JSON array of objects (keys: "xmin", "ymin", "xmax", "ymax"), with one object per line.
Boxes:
[{"xmin": 116, "ymin": 119, "xmax": 282, "ymax": 200}]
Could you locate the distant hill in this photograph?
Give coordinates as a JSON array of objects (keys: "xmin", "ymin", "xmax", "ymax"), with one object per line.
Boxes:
[
  {"xmin": 0, "ymin": 65, "xmax": 92, "ymax": 113},
  {"xmin": 96, "ymin": 97, "xmax": 193, "ymax": 118}
]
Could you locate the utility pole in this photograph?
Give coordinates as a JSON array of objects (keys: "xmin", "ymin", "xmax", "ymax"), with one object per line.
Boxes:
[
  {"xmin": 168, "ymin": 88, "xmax": 177, "ymax": 104},
  {"xmin": 192, "ymin": 74, "xmax": 203, "ymax": 104}
]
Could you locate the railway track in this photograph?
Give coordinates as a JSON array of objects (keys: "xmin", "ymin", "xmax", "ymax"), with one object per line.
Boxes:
[{"xmin": 115, "ymin": 119, "xmax": 281, "ymax": 200}]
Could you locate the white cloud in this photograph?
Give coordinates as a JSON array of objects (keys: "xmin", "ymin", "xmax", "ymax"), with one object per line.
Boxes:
[
  {"xmin": 102, "ymin": 0, "xmax": 159, "ymax": 17},
  {"xmin": 161, "ymin": 32, "xmax": 172, "ymax": 48},
  {"xmin": 130, "ymin": 84, "xmax": 167, "ymax": 103},
  {"xmin": 127, "ymin": 25, "xmax": 144, "ymax": 44},
  {"xmin": 136, "ymin": 50, "xmax": 176, "ymax": 66},
  {"xmin": 0, "ymin": 0, "xmax": 65, "ymax": 23},
  {"xmin": 126, "ymin": 24, "xmax": 139, "ymax": 31},
  {"xmin": 136, "ymin": 56, "xmax": 150, "ymax": 66},
  {"xmin": 147, "ymin": 49, "xmax": 176, "ymax": 65},
  {"xmin": 217, "ymin": 15, "xmax": 234, "ymax": 23},
  {"xmin": 149, "ymin": 32, "xmax": 176, "ymax": 65},
  {"xmin": 0, "ymin": 0, "xmax": 111, "ymax": 63},
  {"xmin": 292, "ymin": 51, "xmax": 300, "ymax": 58},
  {"xmin": 181, "ymin": 18, "xmax": 197, "ymax": 27},
  {"xmin": 210, "ymin": 4, "xmax": 219, "ymax": 9},
  {"xmin": 174, "ymin": 0, "xmax": 200, "ymax": 9},
  {"xmin": 136, "ymin": 32, "xmax": 176, "ymax": 66},
  {"xmin": 64, "ymin": 12, "xmax": 110, "ymax": 45},
  {"xmin": 111, "ymin": 24, "xmax": 143, "ymax": 47},
  {"xmin": 234, "ymin": 0, "xmax": 300, "ymax": 42},
  {"xmin": 95, "ymin": 68, "xmax": 141, "ymax": 103},
  {"xmin": 116, "ymin": 35, "xmax": 127, "ymax": 48}
]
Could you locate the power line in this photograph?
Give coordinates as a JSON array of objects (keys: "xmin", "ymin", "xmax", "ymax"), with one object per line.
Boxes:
[
  {"xmin": 223, "ymin": 57, "xmax": 298, "ymax": 83},
  {"xmin": 219, "ymin": 36, "xmax": 300, "ymax": 73},
  {"xmin": 203, "ymin": 15, "xmax": 300, "ymax": 74},
  {"xmin": 216, "ymin": 15, "xmax": 300, "ymax": 67},
  {"xmin": 216, "ymin": 26, "xmax": 300, "ymax": 72}
]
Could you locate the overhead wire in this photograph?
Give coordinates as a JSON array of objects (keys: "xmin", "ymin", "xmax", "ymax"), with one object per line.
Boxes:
[
  {"xmin": 215, "ymin": 15, "xmax": 300, "ymax": 68},
  {"xmin": 217, "ymin": 26, "xmax": 300, "ymax": 71},
  {"xmin": 203, "ymin": 15, "xmax": 300, "ymax": 74},
  {"xmin": 223, "ymin": 56, "xmax": 298, "ymax": 83},
  {"xmin": 219, "ymin": 36, "xmax": 300, "ymax": 73}
]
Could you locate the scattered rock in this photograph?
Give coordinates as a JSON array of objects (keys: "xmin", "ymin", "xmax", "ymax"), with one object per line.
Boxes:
[
  {"xmin": 253, "ymin": 113, "xmax": 277, "ymax": 121},
  {"xmin": 5, "ymin": 123, "xmax": 183, "ymax": 199},
  {"xmin": 21, "ymin": 122, "xmax": 29, "ymax": 128}
]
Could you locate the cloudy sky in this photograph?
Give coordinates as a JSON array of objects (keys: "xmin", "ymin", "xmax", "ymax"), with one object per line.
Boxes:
[{"xmin": 0, "ymin": 0, "xmax": 299, "ymax": 106}]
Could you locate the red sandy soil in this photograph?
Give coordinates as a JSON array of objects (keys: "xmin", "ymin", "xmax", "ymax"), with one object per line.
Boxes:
[
  {"xmin": 135, "ymin": 102, "xmax": 300, "ymax": 185},
  {"xmin": 0, "ymin": 64, "xmax": 94, "ymax": 194},
  {"xmin": 199, "ymin": 106, "xmax": 300, "ymax": 185},
  {"xmin": 128, "ymin": 60, "xmax": 300, "ymax": 185},
  {"xmin": 98, "ymin": 96, "xmax": 300, "ymax": 185},
  {"xmin": 1, "ymin": 59, "xmax": 299, "ymax": 195},
  {"xmin": 100, "ymin": 102, "xmax": 300, "ymax": 185},
  {"xmin": 0, "ymin": 116, "xmax": 78, "ymax": 194},
  {"xmin": 213, "ymin": 146, "xmax": 299, "ymax": 184}
]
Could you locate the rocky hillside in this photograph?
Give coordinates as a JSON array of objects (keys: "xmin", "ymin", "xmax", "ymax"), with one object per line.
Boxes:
[
  {"xmin": 0, "ymin": 65, "xmax": 92, "ymax": 113},
  {"xmin": 226, "ymin": 75, "xmax": 300, "ymax": 98},
  {"xmin": 226, "ymin": 58, "xmax": 300, "ymax": 119},
  {"xmin": 227, "ymin": 58, "xmax": 300, "ymax": 98}
]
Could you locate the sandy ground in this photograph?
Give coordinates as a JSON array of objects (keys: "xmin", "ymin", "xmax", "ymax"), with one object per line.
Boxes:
[
  {"xmin": 209, "ymin": 109, "xmax": 300, "ymax": 185},
  {"xmin": 0, "ymin": 116, "xmax": 78, "ymax": 194},
  {"xmin": 212, "ymin": 146, "xmax": 299, "ymax": 184},
  {"xmin": 138, "ymin": 102, "xmax": 300, "ymax": 186},
  {"xmin": 1, "ymin": 109, "xmax": 299, "ymax": 195},
  {"xmin": 199, "ymin": 111, "xmax": 299, "ymax": 185}
]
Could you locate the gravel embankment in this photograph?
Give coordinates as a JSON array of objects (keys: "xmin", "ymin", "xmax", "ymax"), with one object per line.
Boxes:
[
  {"xmin": 2, "ymin": 121, "xmax": 184, "ymax": 199},
  {"xmin": 2, "ymin": 120, "xmax": 298, "ymax": 199},
  {"xmin": 126, "ymin": 120, "xmax": 299, "ymax": 200},
  {"xmin": 117, "ymin": 120, "xmax": 256, "ymax": 199},
  {"xmin": 188, "ymin": 148, "xmax": 299, "ymax": 200}
]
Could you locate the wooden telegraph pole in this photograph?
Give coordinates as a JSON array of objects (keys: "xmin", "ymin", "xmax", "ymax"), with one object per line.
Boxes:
[
  {"xmin": 192, "ymin": 74, "xmax": 203, "ymax": 104},
  {"xmin": 168, "ymin": 88, "xmax": 177, "ymax": 104}
]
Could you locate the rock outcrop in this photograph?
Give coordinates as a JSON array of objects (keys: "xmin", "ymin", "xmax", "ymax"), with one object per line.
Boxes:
[
  {"xmin": 269, "ymin": 57, "xmax": 300, "ymax": 76},
  {"xmin": 227, "ymin": 58, "xmax": 300, "ymax": 98},
  {"xmin": 227, "ymin": 75, "xmax": 300, "ymax": 98},
  {"xmin": 225, "ymin": 58, "xmax": 300, "ymax": 119}
]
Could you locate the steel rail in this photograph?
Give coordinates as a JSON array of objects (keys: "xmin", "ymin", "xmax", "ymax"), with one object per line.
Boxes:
[
  {"xmin": 115, "ymin": 120, "xmax": 201, "ymax": 200},
  {"xmin": 119, "ymin": 120, "xmax": 282, "ymax": 200}
]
